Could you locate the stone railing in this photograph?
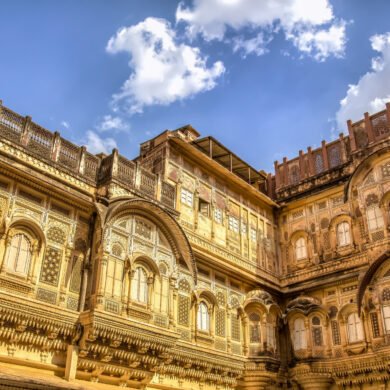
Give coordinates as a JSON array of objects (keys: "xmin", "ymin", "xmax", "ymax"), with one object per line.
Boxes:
[
  {"xmin": 273, "ymin": 102, "xmax": 390, "ymax": 196},
  {"xmin": 0, "ymin": 101, "xmax": 100, "ymax": 183},
  {"xmin": 0, "ymin": 101, "xmax": 176, "ymax": 209},
  {"xmin": 274, "ymin": 135, "xmax": 348, "ymax": 192},
  {"xmin": 349, "ymin": 104, "xmax": 390, "ymax": 151}
]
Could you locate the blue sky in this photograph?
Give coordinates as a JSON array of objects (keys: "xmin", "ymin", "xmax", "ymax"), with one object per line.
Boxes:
[{"xmin": 1, "ymin": 0, "xmax": 390, "ymax": 172}]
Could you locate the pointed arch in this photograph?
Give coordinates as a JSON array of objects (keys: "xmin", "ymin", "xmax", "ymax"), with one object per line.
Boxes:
[
  {"xmin": 357, "ymin": 250, "xmax": 390, "ymax": 314},
  {"xmin": 104, "ymin": 197, "xmax": 197, "ymax": 283}
]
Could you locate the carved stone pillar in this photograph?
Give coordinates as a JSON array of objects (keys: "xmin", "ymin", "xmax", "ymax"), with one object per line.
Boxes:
[
  {"xmin": 242, "ymin": 314, "xmax": 249, "ymax": 356},
  {"xmin": 0, "ymin": 232, "xmax": 8, "ymax": 273},
  {"xmin": 192, "ymin": 302, "xmax": 199, "ymax": 342},
  {"xmin": 209, "ymin": 305, "xmax": 214, "ymax": 337},
  {"xmin": 127, "ymin": 269, "xmax": 135, "ymax": 312},
  {"xmin": 339, "ymin": 317, "xmax": 348, "ymax": 350},
  {"xmin": 226, "ymin": 309, "xmax": 232, "ymax": 353},
  {"xmin": 304, "ymin": 318, "xmax": 312, "ymax": 356},
  {"xmin": 297, "ymin": 376, "xmax": 333, "ymax": 390},
  {"xmin": 29, "ymin": 242, "xmax": 41, "ymax": 284},
  {"xmin": 362, "ymin": 310, "xmax": 371, "ymax": 351},
  {"xmin": 0, "ymin": 236, "xmax": 11, "ymax": 275},
  {"xmin": 194, "ymin": 190, "xmax": 199, "ymax": 230},
  {"xmin": 169, "ymin": 278, "xmax": 177, "ymax": 330},
  {"xmin": 147, "ymin": 275, "xmax": 154, "ymax": 311},
  {"xmin": 64, "ymin": 345, "xmax": 79, "ymax": 381},
  {"xmin": 59, "ymin": 247, "xmax": 73, "ymax": 307},
  {"xmin": 96, "ymin": 255, "xmax": 108, "ymax": 309}
]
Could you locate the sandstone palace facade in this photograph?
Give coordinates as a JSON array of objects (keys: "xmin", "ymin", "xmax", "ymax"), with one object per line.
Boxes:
[{"xmin": 0, "ymin": 100, "xmax": 390, "ymax": 390}]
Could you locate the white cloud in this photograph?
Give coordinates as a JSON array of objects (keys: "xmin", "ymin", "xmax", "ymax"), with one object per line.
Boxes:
[
  {"xmin": 232, "ymin": 33, "xmax": 272, "ymax": 57},
  {"xmin": 84, "ymin": 130, "xmax": 117, "ymax": 155},
  {"xmin": 97, "ymin": 115, "xmax": 130, "ymax": 132},
  {"xmin": 287, "ymin": 21, "xmax": 346, "ymax": 62},
  {"xmin": 106, "ymin": 17, "xmax": 225, "ymax": 114},
  {"xmin": 336, "ymin": 32, "xmax": 390, "ymax": 128},
  {"xmin": 61, "ymin": 121, "xmax": 70, "ymax": 129},
  {"xmin": 176, "ymin": 0, "xmax": 346, "ymax": 61}
]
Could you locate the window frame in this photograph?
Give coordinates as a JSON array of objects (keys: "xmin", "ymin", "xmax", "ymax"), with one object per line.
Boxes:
[
  {"xmin": 295, "ymin": 237, "xmax": 307, "ymax": 261},
  {"xmin": 383, "ymin": 305, "xmax": 390, "ymax": 334},
  {"xmin": 197, "ymin": 301, "xmax": 210, "ymax": 332},
  {"xmin": 228, "ymin": 216, "xmax": 239, "ymax": 233},
  {"xmin": 5, "ymin": 232, "xmax": 33, "ymax": 277},
  {"xmin": 293, "ymin": 318, "xmax": 307, "ymax": 350},
  {"xmin": 347, "ymin": 312, "xmax": 364, "ymax": 343},
  {"xmin": 337, "ymin": 221, "xmax": 351, "ymax": 247},
  {"xmin": 131, "ymin": 266, "xmax": 148, "ymax": 304},
  {"xmin": 367, "ymin": 206, "xmax": 384, "ymax": 231},
  {"xmin": 180, "ymin": 188, "xmax": 194, "ymax": 208}
]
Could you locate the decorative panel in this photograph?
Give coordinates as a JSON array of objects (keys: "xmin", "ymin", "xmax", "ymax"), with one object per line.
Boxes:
[
  {"xmin": 40, "ymin": 247, "xmax": 62, "ymax": 286},
  {"xmin": 36, "ymin": 288, "xmax": 57, "ymax": 304},
  {"xmin": 178, "ymin": 295, "xmax": 190, "ymax": 327},
  {"xmin": 69, "ymin": 256, "xmax": 83, "ymax": 294},
  {"xmin": 215, "ymin": 309, "xmax": 226, "ymax": 337}
]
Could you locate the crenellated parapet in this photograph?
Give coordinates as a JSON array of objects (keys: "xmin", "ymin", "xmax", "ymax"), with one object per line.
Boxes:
[{"xmin": 273, "ymin": 103, "xmax": 390, "ymax": 202}]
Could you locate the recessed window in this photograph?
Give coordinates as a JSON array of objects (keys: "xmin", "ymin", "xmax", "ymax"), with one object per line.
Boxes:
[
  {"xmin": 337, "ymin": 221, "xmax": 351, "ymax": 247},
  {"xmin": 383, "ymin": 305, "xmax": 390, "ymax": 333},
  {"xmin": 266, "ymin": 323, "xmax": 275, "ymax": 349},
  {"xmin": 228, "ymin": 216, "xmax": 239, "ymax": 233},
  {"xmin": 131, "ymin": 267, "xmax": 148, "ymax": 304},
  {"xmin": 214, "ymin": 208, "xmax": 223, "ymax": 224},
  {"xmin": 180, "ymin": 188, "xmax": 193, "ymax": 207},
  {"xmin": 6, "ymin": 233, "xmax": 31, "ymax": 276},
  {"xmin": 295, "ymin": 237, "xmax": 307, "ymax": 261},
  {"xmin": 249, "ymin": 312, "xmax": 261, "ymax": 343},
  {"xmin": 347, "ymin": 313, "xmax": 364, "ymax": 343},
  {"xmin": 293, "ymin": 318, "xmax": 307, "ymax": 350},
  {"xmin": 241, "ymin": 221, "xmax": 247, "ymax": 235},
  {"xmin": 367, "ymin": 206, "xmax": 384, "ymax": 231},
  {"xmin": 198, "ymin": 199, "xmax": 210, "ymax": 217},
  {"xmin": 250, "ymin": 228, "xmax": 257, "ymax": 242},
  {"xmin": 197, "ymin": 302, "xmax": 209, "ymax": 331}
]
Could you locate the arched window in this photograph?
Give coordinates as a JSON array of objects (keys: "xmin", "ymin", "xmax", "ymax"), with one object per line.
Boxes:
[
  {"xmin": 293, "ymin": 318, "xmax": 307, "ymax": 350},
  {"xmin": 347, "ymin": 313, "xmax": 364, "ymax": 343},
  {"xmin": 382, "ymin": 305, "xmax": 390, "ymax": 333},
  {"xmin": 131, "ymin": 267, "xmax": 148, "ymax": 304},
  {"xmin": 249, "ymin": 313, "xmax": 261, "ymax": 343},
  {"xmin": 367, "ymin": 206, "xmax": 384, "ymax": 231},
  {"xmin": 266, "ymin": 323, "xmax": 275, "ymax": 349},
  {"xmin": 295, "ymin": 237, "xmax": 307, "ymax": 261},
  {"xmin": 197, "ymin": 302, "xmax": 209, "ymax": 331},
  {"xmin": 311, "ymin": 316, "xmax": 323, "ymax": 346},
  {"xmin": 6, "ymin": 233, "xmax": 32, "ymax": 276},
  {"xmin": 337, "ymin": 222, "xmax": 351, "ymax": 247}
]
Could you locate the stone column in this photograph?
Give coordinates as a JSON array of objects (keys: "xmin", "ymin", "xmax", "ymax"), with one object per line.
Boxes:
[
  {"xmin": 226, "ymin": 309, "xmax": 232, "ymax": 353},
  {"xmin": 192, "ymin": 302, "xmax": 198, "ymax": 342},
  {"xmin": 64, "ymin": 345, "xmax": 79, "ymax": 381},
  {"xmin": 297, "ymin": 376, "xmax": 333, "ymax": 390},
  {"xmin": 0, "ymin": 236, "xmax": 11, "ymax": 274},
  {"xmin": 29, "ymin": 242, "xmax": 41, "ymax": 284},
  {"xmin": 147, "ymin": 275, "xmax": 154, "ymax": 311},
  {"xmin": 96, "ymin": 255, "xmax": 108, "ymax": 309},
  {"xmin": 209, "ymin": 305, "xmax": 215, "ymax": 337},
  {"xmin": 59, "ymin": 248, "xmax": 73, "ymax": 307},
  {"xmin": 169, "ymin": 278, "xmax": 177, "ymax": 330},
  {"xmin": 242, "ymin": 314, "xmax": 249, "ymax": 356},
  {"xmin": 194, "ymin": 190, "xmax": 199, "ymax": 230}
]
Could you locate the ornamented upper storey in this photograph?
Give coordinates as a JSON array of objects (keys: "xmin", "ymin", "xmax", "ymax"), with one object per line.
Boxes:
[
  {"xmin": 0, "ymin": 100, "xmax": 176, "ymax": 208},
  {"xmin": 273, "ymin": 103, "xmax": 390, "ymax": 202}
]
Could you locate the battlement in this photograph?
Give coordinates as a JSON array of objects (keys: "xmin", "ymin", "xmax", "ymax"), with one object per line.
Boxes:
[{"xmin": 273, "ymin": 103, "xmax": 390, "ymax": 198}]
